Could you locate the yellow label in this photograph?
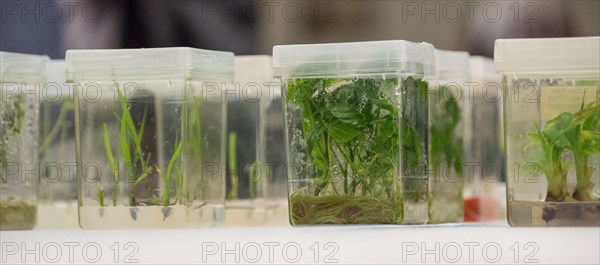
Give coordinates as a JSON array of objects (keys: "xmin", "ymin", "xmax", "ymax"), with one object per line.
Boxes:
[{"xmin": 540, "ymin": 86, "xmax": 597, "ymax": 120}]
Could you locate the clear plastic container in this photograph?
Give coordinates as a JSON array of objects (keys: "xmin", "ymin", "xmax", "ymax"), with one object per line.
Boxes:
[
  {"xmin": 464, "ymin": 56, "xmax": 505, "ymax": 222},
  {"xmin": 495, "ymin": 37, "xmax": 600, "ymax": 226},
  {"xmin": 225, "ymin": 55, "xmax": 287, "ymax": 226},
  {"xmin": 1, "ymin": 52, "xmax": 48, "ymax": 230},
  {"xmin": 273, "ymin": 40, "xmax": 435, "ymax": 225},
  {"xmin": 36, "ymin": 60, "xmax": 79, "ymax": 229},
  {"xmin": 428, "ymin": 49, "xmax": 470, "ymax": 224},
  {"xmin": 67, "ymin": 47, "xmax": 233, "ymax": 229},
  {"xmin": 264, "ymin": 86, "xmax": 290, "ymax": 225}
]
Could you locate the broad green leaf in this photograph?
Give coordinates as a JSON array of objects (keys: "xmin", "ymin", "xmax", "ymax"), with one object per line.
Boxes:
[
  {"xmin": 328, "ymin": 103, "xmax": 368, "ymax": 128},
  {"xmin": 328, "ymin": 121, "xmax": 363, "ymax": 143}
]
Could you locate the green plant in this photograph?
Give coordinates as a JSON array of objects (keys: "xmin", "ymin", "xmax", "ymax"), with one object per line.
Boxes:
[
  {"xmin": 248, "ymin": 161, "xmax": 261, "ymax": 199},
  {"xmin": 227, "ymin": 132, "xmax": 238, "ymax": 200},
  {"xmin": 0, "ymin": 94, "xmax": 37, "ymax": 230},
  {"xmin": 187, "ymin": 97, "xmax": 203, "ymax": 163},
  {"xmin": 1, "ymin": 94, "xmax": 24, "ymax": 172},
  {"xmin": 427, "ymin": 85, "xmax": 464, "ymax": 223},
  {"xmin": 400, "ymin": 77, "xmax": 430, "ymax": 203},
  {"xmin": 184, "ymin": 96, "xmax": 204, "ymax": 202},
  {"xmin": 430, "ymin": 86, "xmax": 463, "ymax": 176},
  {"xmin": 38, "ymin": 97, "xmax": 77, "ymax": 203},
  {"xmin": 39, "ymin": 98, "xmax": 76, "ymax": 153},
  {"xmin": 528, "ymin": 101, "xmax": 600, "ymax": 202},
  {"xmin": 285, "ymin": 76, "xmax": 427, "ymax": 224},
  {"xmin": 226, "ymin": 130, "xmax": 262, "ymax": 201},
  {"xmin": 98, "ymin": 87, "xmax": 183, "ymax": 208}
]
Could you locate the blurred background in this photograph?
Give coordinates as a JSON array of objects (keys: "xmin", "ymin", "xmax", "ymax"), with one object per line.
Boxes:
[{"xmin": 1, "ymin": 0, "xmax": 599, "ymax": 58}]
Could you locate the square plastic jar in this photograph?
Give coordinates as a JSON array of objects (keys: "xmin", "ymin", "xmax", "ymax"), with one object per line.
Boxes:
[
  {"xmin": 1, "ymin": 52, "xmax": 48, "ymax": 230},
  {"xmin": 273, "ymin": 40, "xmax": 435, "ymax": 225},
  {"xmin": 495, "ymin": 37, "xmax": 600, "ymax": 226},
  {"xmin": 428, "ymin": 49, "xmax": 471, "ymax": 224},
  {"xmin": 225, "ymin": 55, "xmax": 287, "ymax": 226},
  {"xmin": 465, "ymin": 56, "xmax": 505, "ymax": 222},
  {"xmin": 263, "ymin": 80, "xmax": 290, "ymax": 226},
  {"xmin": 67, "ymin": 48, "xmax": 233, "ymax": 229},
  {"xmin": 36, "ymin": 60, "xmax": 79, "ymax": 229}
]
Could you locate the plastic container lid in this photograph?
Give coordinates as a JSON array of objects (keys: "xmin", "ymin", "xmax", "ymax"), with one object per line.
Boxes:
[
  {"xmin": 272, "ymin": 40, "xmax": 435, "ymax": 77},
  {"xmin": 494, "ymin": 37, "xmax": 600, "ymax": 73},
  {"xmin": 235, "ymin": 55, "xmax": 274, "ymax": 100},
  {"xmin": 46, "ymin": 60, "xmax": 73, "ymax": 98},
  {"xmin": 0, "ymin": 51, "xmax": 49, "ymax": 82},
  {"xmin": 235, "ymin": 55, "xmax": 272, "ymax": 81},
  {"xmin": 470, "ymin": 56, "xmax": 500, "ymax": 82},
  {"xmin": 47, "ymin": 60, "xmax": 65, "ymax": 83},
  {"xmin": 434, "ymin": 49, "xmax": 470, "ymax": 82},
  {"xmin": 66, "ymin": 47, "xmax": 234, "ymax": 81}
]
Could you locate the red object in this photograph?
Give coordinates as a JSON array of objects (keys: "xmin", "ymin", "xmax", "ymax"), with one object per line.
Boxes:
[
  {"xmin": 464, "ymin": 197, "xmax": 500, "ymax": 222},
  {"xmin": 464, "ymin": 197, "xmax": 480, "ymax": 222}
]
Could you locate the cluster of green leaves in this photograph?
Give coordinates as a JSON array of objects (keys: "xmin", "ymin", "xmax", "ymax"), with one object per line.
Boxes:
[
  {"xmin": 285, "ymin": 76, "xmax": 429, "ymax": 224},
  {"xmin": 429, "ymin": 86, "xmax": 463, "ymax": 176},
  {"xmin": 286, "ymin": 77, "xmax": 402, "ymax": 198},
  {"xmin": 99, "ymin": 88, "xmax": 183, "ymax": 208},
  {"xmin": 528, "ymin": 101, "xmax": 600, "ymax": 202}
]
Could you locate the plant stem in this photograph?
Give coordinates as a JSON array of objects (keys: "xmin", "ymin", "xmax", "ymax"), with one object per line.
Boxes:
[
  {"xmin": 227, "ymin": 132, "xmax": 238, "ymax": 200},
  {"xmin": 573, "ymin": 152, "xmax": 594, "ymax": 201},
  {"xmin": 38, "ymin": 102, "xmax": 74, "ymax": 153}
]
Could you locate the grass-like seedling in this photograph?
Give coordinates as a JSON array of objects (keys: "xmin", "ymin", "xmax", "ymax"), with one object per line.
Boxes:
[
  {"xmin": 528, "ymin": 101, "xmax": 600, "ymax": 202},
  {"xmin": 227, "ymin": 132, "xmax": 238, "ymax": 200},
  {"xmin": 285, "ymin": 76, "xmax": 427, "ymax": 224},
  {"xmin": 39, "ymin": 98, "xmax": 76, "ymax": 153},
  {"xmin": 38, "ymin": 97, "xmax": 77, "ymax": 203},
  {"xmin": 226, "ymin": 131, "xmax": 262, "ymax": 201},
  {"xmin": 98, "ymin": 87, "xmax": 184, "ymax": 209}
]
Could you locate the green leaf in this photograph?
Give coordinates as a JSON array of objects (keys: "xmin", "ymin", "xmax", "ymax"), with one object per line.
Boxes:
[
  {"xmin": 102, "ymin": 124, "xmax": 118, "ymax": 179},
  {"xmin": 328, "ymin": 103, "xmax": 369, "ymax": 128},
  {"xmin": 156, "ymin": 167, "xmax": 170, "ymax": 205},
  {"xmin": 96, "ymin": 184, "xmax": 105, "ymax": 207},
  {"xmin": 134, "ymin": 166, "xmax": 153, "ymax": 185},
  {"xmin": 328, "ymin": 121, "xmax": 363, "ymax": 143},
  {"xmin": 119, "ymin": 114, "xmax": 133, "ymax": 181},
  {"xmin": 542, "ymin": 112, "xmax": 578, "ymax": 143},
  {"xmin": 167, "ymin": 141, "xmax": 183, "ymax": 180}
]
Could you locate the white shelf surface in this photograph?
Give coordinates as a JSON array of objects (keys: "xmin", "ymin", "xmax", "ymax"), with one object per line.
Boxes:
[{"xmin": 1, "ymin": 222, "xmax": 599, "ymax": 264}]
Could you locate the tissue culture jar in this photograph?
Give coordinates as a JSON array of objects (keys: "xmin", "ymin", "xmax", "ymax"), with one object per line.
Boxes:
[
  {"xmin": 225, "ymin": 56, "xmax": 287, "ymax": 226},
  {"xmin": 36, "ymin": 60, "xmax": 79, "ymax": 229},
  {"xmin": 282, "ymin": 75, "xmax": 430, "ymax": 225},
  {"xmin": 504, "ymin": 76, "xmax": 599, "ymax": 226},
  {"xmin": 275, "ymin": 41, "xmax": 434, "ymax": 225},
  {"xmin": 69, "ymin": 48, "xmax": 232, "ymax": 229},
  {"xmin": 1, "ymin": 52, "xmax": 47, "ymax": 230},
  {"xmin": 497, "ymin": 37, "xmax": 600, "ymax": 226}
]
